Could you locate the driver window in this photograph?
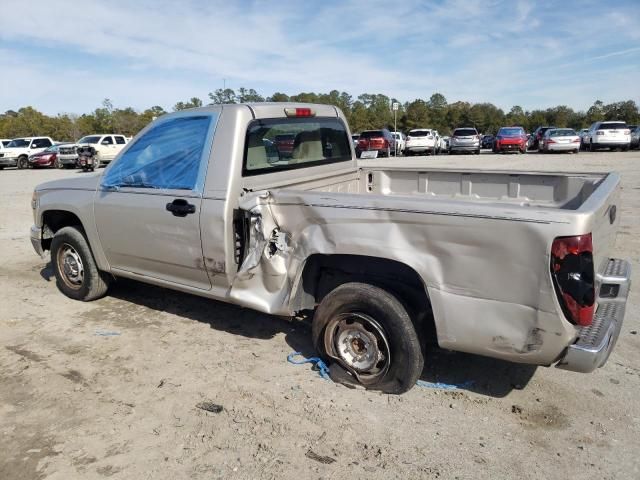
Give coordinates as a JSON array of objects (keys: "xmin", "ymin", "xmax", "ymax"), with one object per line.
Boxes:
[{"xmin": 102, "ymin": 115, "xmax": 213, "ymax": 190}]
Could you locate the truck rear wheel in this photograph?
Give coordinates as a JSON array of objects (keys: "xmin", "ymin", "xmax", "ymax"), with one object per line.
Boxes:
[
  {"xmin": 312, "ymin": 282, "xmax": 423, "ymax": 394},
  {"xmin": 51, "ymin": 226, "xmax": 111, "ymax": 301}
]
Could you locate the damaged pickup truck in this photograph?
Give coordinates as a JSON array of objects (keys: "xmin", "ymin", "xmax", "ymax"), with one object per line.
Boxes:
[{"xmin": 30, "ymin": 103, "xmax": 631, "ymax": 394}]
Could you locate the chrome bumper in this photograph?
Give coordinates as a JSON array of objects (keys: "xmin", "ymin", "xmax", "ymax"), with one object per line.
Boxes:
[
  {"xmin": 556, "ymin": 259, "xmax": 631, "ymax": 373},
  {"xmin": 30, "ymin": 225, "xmax": 45, "ymax": 257}
]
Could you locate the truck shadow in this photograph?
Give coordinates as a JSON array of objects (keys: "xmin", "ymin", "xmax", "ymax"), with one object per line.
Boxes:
[{"xmin": 97, "ymin": 277, "xmax": 534, "ymax": 398}]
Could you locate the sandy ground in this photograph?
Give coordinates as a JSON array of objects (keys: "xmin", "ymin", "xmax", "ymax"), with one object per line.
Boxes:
[{"xmin": 1, "ymin": 150, "xmax": 639, "ymax": 480}]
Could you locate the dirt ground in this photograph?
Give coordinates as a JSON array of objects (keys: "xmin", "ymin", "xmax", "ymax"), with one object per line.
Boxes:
[{"xmin": 1, "ymin": 150, "xmax": 639, "ymax": 480}]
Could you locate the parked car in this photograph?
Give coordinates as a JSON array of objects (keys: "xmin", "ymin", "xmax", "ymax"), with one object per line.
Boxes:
[
  {"xmin": 630, "ymin": 126, "xmax": 640, "ymax": 150},
  {"xmin": 404, "ymin": 129, "xmax": 438, "ymax": 156},
  {"xmin": 449, "ymin": 127, "xmax": 480, "ymax": 154},
  {"xmin": 75, "ymin": 134, "xmax": 129, "ymax": 167},
  {"xmin": 481, "ymin": 135, "xmax": 495, "ymax": 149},
  {"xmin": 528, "ymin": 126, "xmax": 556, "ymax": 151},
  {"xmin": 391, "ymin": 131, "xmax": 406, "ymax": 155},
  {"xmin": 274, "ymin": 133, "xmax": 296, "ymax": 158},
  {"xmin": 540, "ymin": 128, "xmax": 581, "ymax": 154},
  {"xmin": 0, "ymin": 136, "xmax": 55, "ymax": 169},
  {"xmin": 28, "ymin": 143, "xmax": 75, "ymax": 168},
  {"xmin": 492, "ymin": 127, "xmax": 527, "ymax": 154},
  {"xmin": 356, "ymin": 129, "xmax": 395, "ymax": 157},
  {"xmin": 29, "ymin": 103, "xmax": 630, "ymax": 395},
  {"xmin": 583, "ymin": 121, "xmax": 631, "ymax": 151}
]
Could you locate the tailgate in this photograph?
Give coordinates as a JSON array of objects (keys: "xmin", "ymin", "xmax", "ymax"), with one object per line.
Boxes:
[{"xmin": 579, "ymin": 173, "xmax": 622, "ymax": 277}]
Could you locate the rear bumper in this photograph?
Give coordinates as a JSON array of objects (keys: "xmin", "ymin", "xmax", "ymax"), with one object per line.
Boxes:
[
  {"xmin": 556, "ymin": 258, "xmax": 631, "ymax": 373},
  {"xmin": 450, "ymin": 145, "xmax": 479, "ymax": 152},
  {"xmin": 496, "ymin": 143, "xmax": 524, "ymax": 152},
  {"xmin": 592, "ymin": 141, "xmax": 630, "ymax": 148},
  {"xmin": 546, "ymin": 143, "xmax": 579, "ymax": 151}
]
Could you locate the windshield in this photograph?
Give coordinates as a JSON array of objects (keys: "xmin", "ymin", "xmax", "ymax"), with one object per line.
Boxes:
[
  {"xmin": 453, "ymin": 128, "xmax": 477, "ymax": 136},
  {"xmin": 78, "ymin": 135, "xmax": 101, "ymax": 144},
  {"xmin": 598, "ymin": 122, "xmax": 627, "ymax": 130},
  {"xmin": 498, "ymin": 127, "xmax": 523, "ymax": 136},
  {"xmin": 7, "ymin": 139, "xmax": 29, "ymax": 148},
  {"xmin": 549, "ymin": 129, "xmax": 577, "ymax": 137},
  {"xmin": 408, "ymin": 130, "xmax": 431, "ymax": 137}
]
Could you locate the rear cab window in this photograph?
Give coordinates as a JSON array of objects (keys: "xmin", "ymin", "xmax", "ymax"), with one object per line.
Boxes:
[
  {"xmin": 243, "ymin": 117, "xmax": 352, "ymax": 176},
  {"xmin": 408, "ymin": 130, "xmax": 431, "ymax": 137}
]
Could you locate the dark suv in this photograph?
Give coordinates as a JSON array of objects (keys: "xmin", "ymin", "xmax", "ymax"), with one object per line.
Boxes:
[
  {"xmin": 356, "ymin": 129, "xmax": 395, "ymax": 158},
  {"xmin": 528, "ymin": 126, "xmax": 556, "ymax": 151}
]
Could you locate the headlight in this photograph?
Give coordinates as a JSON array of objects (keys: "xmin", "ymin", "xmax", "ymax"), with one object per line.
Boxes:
[{"xmin": 31, "ymin": 191, "xmax": 39, "ymax": 210}]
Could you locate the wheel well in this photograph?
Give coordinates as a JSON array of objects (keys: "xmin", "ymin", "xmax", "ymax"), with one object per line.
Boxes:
[
  {"xmin": 41, "ymin": 210, "xmax": 84, "ymax": 250},
  {"xmin": 292, "ymin": 254, "xmax": 436, "ymax": 342}
]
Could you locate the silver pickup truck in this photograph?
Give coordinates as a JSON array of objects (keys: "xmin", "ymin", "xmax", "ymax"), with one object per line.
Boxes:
[{"xmin": 30, "ymin": 103, "xmax": 631, "ymax": 394}]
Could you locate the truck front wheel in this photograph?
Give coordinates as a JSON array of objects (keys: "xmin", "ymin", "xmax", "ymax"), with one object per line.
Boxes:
[
  {"xmin": 51, "ymin": 226, "xmax": 111, "ymax": 301},
  {"xmin": 312, "ymin": 282, "xmax": 424, "ymax": 394}
]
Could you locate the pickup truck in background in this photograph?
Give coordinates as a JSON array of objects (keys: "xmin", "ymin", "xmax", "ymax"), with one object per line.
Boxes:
[
  {"xmin": 30, "ymin": 103, "xmax": 631, "ymax": 394},
  {"xmin": 75, "ymin": 134, "xmax": 129, "ymax": 167}
]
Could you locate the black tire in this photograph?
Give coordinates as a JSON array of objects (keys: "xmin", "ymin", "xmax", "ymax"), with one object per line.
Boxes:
[
  {"xmin": 475, "ymin": 149, "xmax": 481, "ymax": 155},
  {"xmin": 51, "ymin": 226, "xmax": 111, "ymax": 301},
  {"xmin": 0, "ymin": 166, "xmax": 4, "ymax": 170},
  {"xmin": 312, "ymin": 282, "xmax": 424, "ymax": 394},
  {"xmin": 17, "ymin": 156, "xmax": 28, "ymax": 169},
  {"xmin": 589, "ymin": 141, "xmax": 596, "ymax": 152}
]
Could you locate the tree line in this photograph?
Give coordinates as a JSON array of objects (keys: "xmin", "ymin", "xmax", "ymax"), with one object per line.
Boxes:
[{"xmin": 1, "ymin": 89, "xmax": 638, "ymax": 142}]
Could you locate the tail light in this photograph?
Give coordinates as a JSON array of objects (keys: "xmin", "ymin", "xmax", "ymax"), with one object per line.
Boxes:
[
  {"xmin": 571, "ymin": 138, "xmax": 580, "ymax": 143},
  {"xmin": 623, "ymin": 129, "xmax": 630, "ymax": 135},
  {"xmin": 550, "ymin": 234, "xmax": 595, "ymax": 326},
  {"xmin": 547, "ymin": 139, "xmax": 556, "ymax": 143},
  {"xmin": 406, "ymin": 136, "xmax": 412, "ymax": 140}
]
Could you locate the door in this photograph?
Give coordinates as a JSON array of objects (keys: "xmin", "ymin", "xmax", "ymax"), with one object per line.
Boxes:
[
  {"xmin": 94, "ymin": 114, "xmax": 218, "ymax": 290},
  {"xmin": 100, "ymin": 136, "xmax": 117, "ymax": 160}
]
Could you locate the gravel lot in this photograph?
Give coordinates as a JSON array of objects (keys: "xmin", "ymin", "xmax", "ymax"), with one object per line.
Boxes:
[{"xmin": 1, "ymin": 150, "xmax": 639, "ymax": 480}]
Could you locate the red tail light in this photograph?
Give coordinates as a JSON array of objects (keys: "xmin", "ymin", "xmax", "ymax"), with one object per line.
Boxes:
[
  {"xmin": 550, "ymin": 234, "xmax": 595, "ymax": 326},
  {"xmin": 284, "ymin": 107, "xmax": 315, "ymax": 117},
  {"xmin": 623, "ymin": 129, "xmax": 630, "ymax": 135},
  {"xmin": 547, "ymin": 139, "xmax": 556, "ymax": 144},
  {"xmin": 571, "ymin": 138, "xmax": 580, "ymax": 143}
]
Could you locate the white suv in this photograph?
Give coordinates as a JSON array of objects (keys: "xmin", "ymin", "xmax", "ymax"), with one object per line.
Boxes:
[
  {"xmin": 405, "ymin": 129, "xmax": 438, "ymax": 156},
  {"xmin": 584, "ymin": 121, "xmax": 631, "ymax": 151},
  {"xmin": 76, "ymin": 134, "xmax": 129, "ymax": 166},
  {"xmin": 0, "ymin": 137, "xmax": 55, "ymax": 169}
]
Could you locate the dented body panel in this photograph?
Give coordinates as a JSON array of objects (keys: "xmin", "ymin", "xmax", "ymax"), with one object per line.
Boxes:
[{"xmin": 31, "ymin": 103, "xmax": 628, "ymax": 370}]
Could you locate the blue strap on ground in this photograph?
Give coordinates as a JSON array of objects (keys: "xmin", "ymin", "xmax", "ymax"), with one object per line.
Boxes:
[
  {"xmin": 287, "ymin": 352, "xmax": 330, "ymax": 380},
  {"xmin": 416, "ymin": 379, "xmax": 474, "ymax": 390}
]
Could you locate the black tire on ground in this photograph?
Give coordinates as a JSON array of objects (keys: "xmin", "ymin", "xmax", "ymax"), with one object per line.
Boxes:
[
  {"xmin": 17, "ymin": 156, "xmax": 28, "ymax": 169},
  {"xmin": 622, "ymin": 146, "xmax": 629, "ymax": 152},
  {"xmin": 589, "ymin": 141, "xmax": 596, "ymax": 152},
  {"xmin": 312, "ymin": 282, "xmax": 424, "ymax": 394},
  {"xmin": 51, "ymin": 226, "xmax": 111, "ymax": 301},
  {"xmin": 475, "ymin": 149, "xmax": 480, "ymax": 155},
  {"xmin": 0, "ymin": 166, "xmax": 4, "ymax": 170}
]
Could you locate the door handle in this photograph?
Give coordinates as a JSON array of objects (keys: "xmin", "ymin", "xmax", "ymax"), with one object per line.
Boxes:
[{"xmin": 166, "ymin": 199, "xmax": 196, "ymax": 217}]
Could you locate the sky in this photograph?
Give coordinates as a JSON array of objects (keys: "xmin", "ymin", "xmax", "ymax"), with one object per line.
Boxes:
[{"xmin": 0, "ymin": 0, "xmax": 639, "ymax": 115}]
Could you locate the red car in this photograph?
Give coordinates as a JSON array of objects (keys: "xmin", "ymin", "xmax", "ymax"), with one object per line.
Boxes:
[
  {"xmin": 493, "ymin": 126, "xmax": 527, "ymax": 154},
  {"xmin": 27, "ymin": 145, "xmax": 63, "ymax": 168},
  {"xmin": 274, "ymin": 134, "xmax": 295, "ymax": 157}
]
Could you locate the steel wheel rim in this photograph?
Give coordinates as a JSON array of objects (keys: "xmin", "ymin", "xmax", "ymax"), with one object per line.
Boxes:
[
  {"xmin": 57, "ymin": 243, "xmax": 84, "ymax": 290},
  {"xmin": 323, "ymin": 312, "xmax": 391, "ymax": 384}
]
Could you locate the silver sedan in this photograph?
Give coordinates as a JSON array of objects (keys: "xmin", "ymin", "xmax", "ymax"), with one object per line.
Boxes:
[{"xmin": 541, "ymin": 128, "xmax": 581, "ymax": 153}]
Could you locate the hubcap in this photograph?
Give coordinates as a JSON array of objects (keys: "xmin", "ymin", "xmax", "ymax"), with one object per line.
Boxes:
[
  {"xmin": 324, "ymin": 312, "xmax": 391, "ymax": 383},
  {"xmin": 57, "ymin": 243, "xmax": 84, "ymax": 289}
]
